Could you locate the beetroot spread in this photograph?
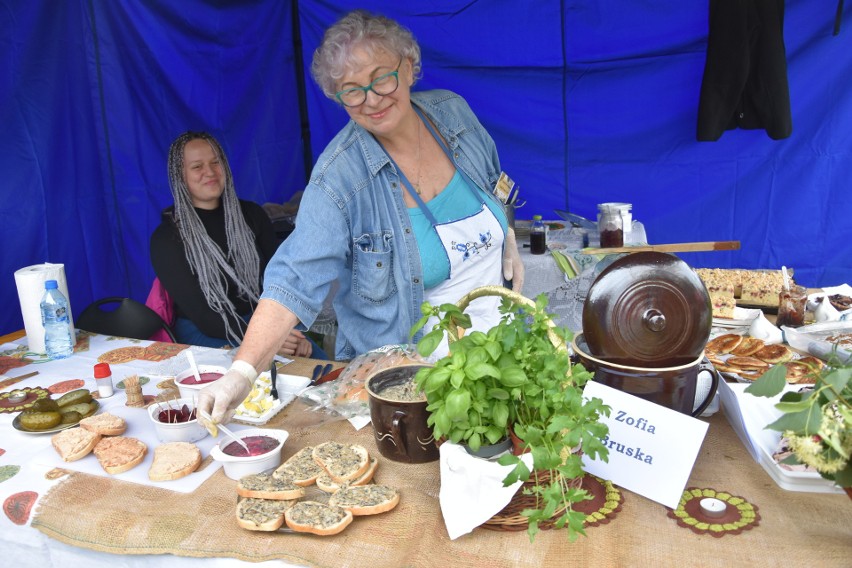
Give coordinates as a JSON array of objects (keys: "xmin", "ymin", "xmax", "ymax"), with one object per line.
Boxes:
[
  {"xmin": 223, "ymin": 435, "xmax": 279, "ymax": 457},
  {"xmin": 179, "ymin": 372, "xmax": 223, "ymax": 385}
]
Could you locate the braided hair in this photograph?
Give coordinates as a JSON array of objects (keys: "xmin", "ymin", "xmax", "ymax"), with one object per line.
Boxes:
[{"xmin": 166, "ymin": 131, "xmax": 261, "ymax": 346}]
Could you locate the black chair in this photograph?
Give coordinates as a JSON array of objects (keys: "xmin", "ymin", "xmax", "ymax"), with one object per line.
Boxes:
[{"xmin": 76, "ymin": 297, "xmax": 177, "ymax": 342}]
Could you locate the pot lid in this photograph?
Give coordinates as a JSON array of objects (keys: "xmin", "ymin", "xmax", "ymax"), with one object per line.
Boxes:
[{"xmin": 581, "ymin": 252, "xmax": 711, "ymax": 366}]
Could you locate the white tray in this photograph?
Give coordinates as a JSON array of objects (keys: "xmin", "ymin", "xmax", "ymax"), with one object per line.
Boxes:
[
  {"xmin": 718, "ymin": 380, "xmax": 843, "ymax": 494},
  {"xmin": 232, "ymin": 373, "xmax": 310, "ymax": 426}
]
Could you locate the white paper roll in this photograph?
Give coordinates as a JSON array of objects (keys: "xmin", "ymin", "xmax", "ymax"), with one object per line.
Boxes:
[{"xmin": 13, "ymin": 263, "xmax": 76, "ymax": 354}]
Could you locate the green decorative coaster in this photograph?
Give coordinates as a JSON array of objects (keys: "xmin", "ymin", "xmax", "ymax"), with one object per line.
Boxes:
[
  {"xmin": 667, "ymin": 487, "xmax": 760, "ymax": 537},
  {"xmin": 574, "ymin": 475, "xmax": 624, "ymax": 528}
]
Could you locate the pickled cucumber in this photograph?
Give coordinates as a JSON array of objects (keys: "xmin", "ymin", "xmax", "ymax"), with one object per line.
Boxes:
[
  {"xmin": 60, "ymin": 410, "xmax": 83, "ymax": 424},
  {"xmin": 31, "ymin": 398, "xmax": 60, "ymax": 412},
  {"xmin": 56, "ymin": 389, "xmax": 93, "ymax": 408},
  {"xmin": 61, "ymin": 401, "xmax": 97, "ymax": 417},
  {"xmin": 19, "ymin": 411, "xmax": 62, "ymax": 431}
]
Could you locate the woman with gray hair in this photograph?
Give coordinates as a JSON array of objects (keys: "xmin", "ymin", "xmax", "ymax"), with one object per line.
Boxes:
[
  {"xmin": 199, "ymin": 10, "xmax": 523, "ymax": 423},
  {"xmin": 150, "ymin": 131, "xmax": 324, "ymax": 358}
]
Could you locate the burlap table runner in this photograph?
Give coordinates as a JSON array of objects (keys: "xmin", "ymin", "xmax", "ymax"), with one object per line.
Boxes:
[{"xmin": 32, "ymin": 365, "xmax": 852, "ymax": 567}]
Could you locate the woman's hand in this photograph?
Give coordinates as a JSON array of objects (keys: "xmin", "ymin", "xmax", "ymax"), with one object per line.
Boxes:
[
  {"xmin": 196, "ymin": 361, "xmax": 256, "ymax": 424},
  {"xmin": 277, "ymin": 329, "xmax": 313, "ymax": 358}
]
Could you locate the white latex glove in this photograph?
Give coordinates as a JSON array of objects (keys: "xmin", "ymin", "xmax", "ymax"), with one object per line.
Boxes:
[
  {"xmin": 278, "ymin": 329, "xmax": 313, "ymax": 358},
  {"xmin": 196, "ymin": 360, "xmax": 256, "ymax": 425},
  {"xmin": 502, "ymin": 228, "xmax": 525, "ymax": 293}
]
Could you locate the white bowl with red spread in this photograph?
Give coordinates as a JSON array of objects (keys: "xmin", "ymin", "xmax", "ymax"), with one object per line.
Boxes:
[
  {"xmin": 209, "ymin": 428, "xmax": 289, "ymax": 480},
  {"xmin": 175, "ymin": 365, "xmax": 228, "ymax": 400},
  {"xmin": 147, "ymin": 397, "xmax": 208, "ymax": 443}
]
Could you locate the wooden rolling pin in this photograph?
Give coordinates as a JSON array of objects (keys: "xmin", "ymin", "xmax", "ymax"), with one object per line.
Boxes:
[{"xmin": 581, "ymin": 241, "xmax": 740, "ymax": 254}]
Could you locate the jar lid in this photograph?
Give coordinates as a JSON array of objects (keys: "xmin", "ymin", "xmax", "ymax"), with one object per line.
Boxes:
[
  {"xmin": 94, "ymin": 362, "xmax": 111, "ymax": 378},
  {"xmin": 597, "ymin": 202, "xmax": 632, "ymax": 212},
  {"xmin": 581, "ymin": 252, "xmax": 711, "ymax": 366}
]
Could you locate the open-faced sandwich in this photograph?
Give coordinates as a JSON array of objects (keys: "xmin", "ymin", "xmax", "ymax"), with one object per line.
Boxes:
[{"xmin": 283, "ymin": 500, "xmax": 353, "ymax": 535}]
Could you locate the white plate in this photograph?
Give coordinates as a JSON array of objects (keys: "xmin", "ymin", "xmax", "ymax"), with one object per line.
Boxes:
[
  {"xmin": 712, "ymin": 307, "xmax": 762, "ymax": 328},
  {"xmin": 231, "ymin": 373, "xmax": 310, "ymax": 426}
]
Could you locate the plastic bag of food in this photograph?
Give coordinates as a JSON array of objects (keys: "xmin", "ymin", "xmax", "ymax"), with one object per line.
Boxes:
[{"xmin": 299, "ymin": 344, "xmax": 426, "ymax": 424}]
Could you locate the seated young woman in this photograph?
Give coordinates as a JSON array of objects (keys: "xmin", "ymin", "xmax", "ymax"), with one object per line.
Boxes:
[{"xmin": 150, "ymin": 131, "xmax": 326, "ymax": 359}]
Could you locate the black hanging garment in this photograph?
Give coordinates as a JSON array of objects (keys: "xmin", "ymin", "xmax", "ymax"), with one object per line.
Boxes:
[{"xmin": 696, "ymin": 0, "xmax": 792, "ymax": 141}]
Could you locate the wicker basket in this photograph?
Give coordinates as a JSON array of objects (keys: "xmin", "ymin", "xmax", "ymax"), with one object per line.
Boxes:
[{"xmin": 481, "ymin": 470, "xmax": 584, "ymax": 532}]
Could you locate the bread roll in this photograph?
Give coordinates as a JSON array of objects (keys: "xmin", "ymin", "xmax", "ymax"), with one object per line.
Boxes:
[
  {"xmin": 328, "ymin": 484, "xmax": 399, "ymax": 516},
  {"xmin": 236, "ymin": 497, "xmax": 294, "ymax": 532},
  {"xmin": 148, "ymin": 442, "xmax": 202, "ymax": 481},
  {"xmin": 237, "ymin": 473, "xmax": 305, "ymax": 501},
  {"xmin": 312, "ymin": 442, "xmax": 370, "ymax": 483},
  {"xmin": 79, "ymin": 412, "xmax": 127, "ymax": 436},
  {"xmin": 284, "ymin": 501, "xmax": 352, "ymax": 536},
  {"xmin": 274, "ymin": 446, "xmax": 324, "ymax": 486},
  {"xmin": 51, "ymin": 427, "xmax": 101, "ymax": 462},
  {"xmin": 317, "ymin": 457, "xmax": 378, "ymax": 494},
  {"xmin": 93, "ymin": 436, "xmax": 147, "ymax": 474}
]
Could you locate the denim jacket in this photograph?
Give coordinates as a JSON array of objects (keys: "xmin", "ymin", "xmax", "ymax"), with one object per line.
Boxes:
[{"xmin": 262, "ymin": 89, "xmax": 503, "ymax": 360}]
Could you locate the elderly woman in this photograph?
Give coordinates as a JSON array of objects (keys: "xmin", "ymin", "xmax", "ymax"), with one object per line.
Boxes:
[
  {"xmin": 199, "ymin": 10, "xmax": 523, "ymax": 423},
  {"xmin": 150, "ymin": 131, "xmax": 324, "ymax": 358}
]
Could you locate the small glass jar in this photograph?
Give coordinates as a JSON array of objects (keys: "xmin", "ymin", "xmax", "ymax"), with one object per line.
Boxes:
[
  {"xmin": 529, "ymin": 215, "xmax": 546, "ymax": 254},
  {"xmin": 94, "ymin": 362, "xmax": 114, "ymax": 398},
  {"xmin": 598, "ymin": 205, "xmax": 624, "ymax": 248}
]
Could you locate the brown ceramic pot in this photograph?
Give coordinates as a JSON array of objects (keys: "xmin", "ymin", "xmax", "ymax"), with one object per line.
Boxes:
[
  {"xmin": 365, "ymin": 365, "xmax": 439, "ymax": 464},
  {"xmin": 573, "ymin": 333, "xmax": 719, "ymax": 417}
]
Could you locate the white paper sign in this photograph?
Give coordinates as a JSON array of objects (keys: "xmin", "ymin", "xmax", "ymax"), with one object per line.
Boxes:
[{"xmin": 581, "ymin": 381, "xmax": 709, "ymax": 509}]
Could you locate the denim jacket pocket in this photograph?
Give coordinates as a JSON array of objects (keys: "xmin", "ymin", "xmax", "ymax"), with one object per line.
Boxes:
[{"xmin": 353, "ymin": 231, "xmax": 396, "ymax": 303}]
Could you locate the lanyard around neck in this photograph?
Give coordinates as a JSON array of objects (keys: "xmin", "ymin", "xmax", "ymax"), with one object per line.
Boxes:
[{"xmin": 377, "ymin": 106, "xmax": 483, "ymax": 227}]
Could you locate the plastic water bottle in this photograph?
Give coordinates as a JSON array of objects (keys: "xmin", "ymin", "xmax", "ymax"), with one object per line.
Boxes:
[{"xmin": 40, "ymin": 280, "xmax": 74, "ymax": 359}]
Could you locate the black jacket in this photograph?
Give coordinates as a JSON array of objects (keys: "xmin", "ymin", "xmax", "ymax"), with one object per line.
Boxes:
[{"xmin": 697, "ymin": 0, "xmax": 792, "ymax": 141}]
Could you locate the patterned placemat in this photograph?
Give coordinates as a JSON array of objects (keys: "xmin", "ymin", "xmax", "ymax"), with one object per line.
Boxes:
[
  {"xmin": 574, "ymin": 475, "xmax": 624, "ymax": 528},
  {"xmin": 667, "ymin": 487, "xmax": 760, "ymax": 537}
]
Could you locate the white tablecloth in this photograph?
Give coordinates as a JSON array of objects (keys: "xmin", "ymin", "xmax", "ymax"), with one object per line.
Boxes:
[{"xmin": 0, "ymin": 334, "xmax": 305, "ymax": 568}]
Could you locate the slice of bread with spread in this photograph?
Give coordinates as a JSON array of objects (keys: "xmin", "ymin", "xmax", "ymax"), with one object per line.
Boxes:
[
  {"xmin": 328, "ymin": 484, "xmax": 400, "ymax": 516},
  {"xmin": 93, "ymin": 436, "xmax": 148, "ymax": 474},
  {"xmin": 237, "ymin": 473, "xmax": 306, "ymax": 500},
  {"xmin": 273, "ymin": 446, "xmax": 324, "ymax": 486},
  {"xmin": 148, "ymin": 441, "xmax": 202, "ymax": 481},
  {"xmin": 317, "ymin": 457, "xmax": 378, "ymax": 493},
  {"xmin": 52, "ymin": 427, "xmax": 101, "ymax": 462},
  {"xmin": 79, "ymin": 412, "xmax": 127, "ymax": 436},
  {"xmin": 312, "ymin": 442, "xmax": 370, "ymax": 483},
  {"xmin": 236, "ymin": 497, "xmax": 295, "ymax": 532},
  {"xmin": 284, "ymin": 501, "xmax": 353, "ymax": 535}
]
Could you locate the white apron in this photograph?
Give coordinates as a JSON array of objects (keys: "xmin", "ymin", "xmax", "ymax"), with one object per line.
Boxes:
[{"xmin": 381, "ymin": 107, "xmax": 506, "ymax": 360}]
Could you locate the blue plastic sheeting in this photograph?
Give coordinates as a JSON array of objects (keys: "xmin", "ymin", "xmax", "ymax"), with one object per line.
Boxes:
[{"xmin": 1, "ymin": 1, "xmax": 850, "ymax": 336}]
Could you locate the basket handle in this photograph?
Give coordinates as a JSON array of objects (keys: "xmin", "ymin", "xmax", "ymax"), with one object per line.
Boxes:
[{"xmin": 454, "ymin": 286, "xmax": 566, "ymax": 353}]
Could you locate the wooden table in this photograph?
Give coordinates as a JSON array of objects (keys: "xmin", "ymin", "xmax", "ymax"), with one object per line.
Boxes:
[{"xmin": 2, "ymin": 334, "xmax": 850, "ymax": 567}]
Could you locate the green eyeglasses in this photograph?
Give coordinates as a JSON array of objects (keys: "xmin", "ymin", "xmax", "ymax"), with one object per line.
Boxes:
[{"xmin": 335, "ymin": 60, "xmax": 402, "ymax": 107}]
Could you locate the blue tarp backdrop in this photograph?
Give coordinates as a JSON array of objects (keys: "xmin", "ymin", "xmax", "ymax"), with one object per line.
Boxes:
[{"xmin": 1, "ymin": 1, "xmax": 850, "ymax": 336}]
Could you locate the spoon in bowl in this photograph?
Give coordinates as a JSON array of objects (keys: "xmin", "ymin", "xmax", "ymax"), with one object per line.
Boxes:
[
  {"xmin": 186, "ymin": 350, "xmax": 203, "ymax": 385},
  {"xmin": 197, "ymin": 409, "xmax": 249, "ymax": 455}
]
